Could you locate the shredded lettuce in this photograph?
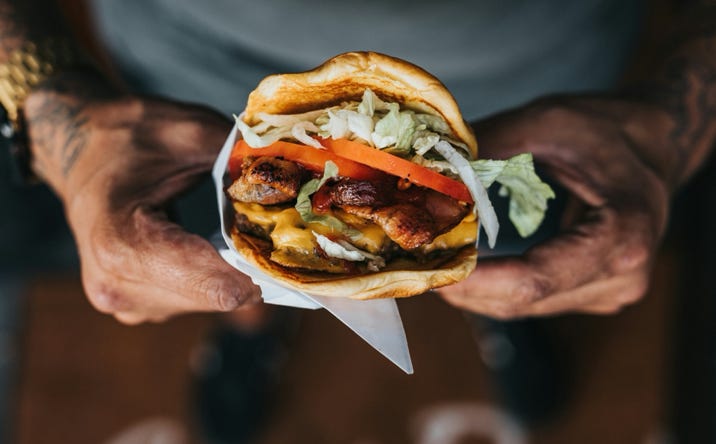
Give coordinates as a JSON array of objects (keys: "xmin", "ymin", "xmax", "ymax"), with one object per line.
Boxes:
[
  {"xmin": 357, "ymin": 89, "xmax": 389, "ymax": 116},
  {"xmin": 434, "ymin": 141, "xmax": 499, "ymax": 248},
  {"xmin": 313, "ymin": 232, "xmax": 386, "ymax": 271},
  {"xmin": 234, "ymin": 114, "xmax": 267, "ymax": 147},
  {"xmin": 319, "ymin": 110, "xmax": 349, "ymax": 139},
  {"xmin": 344, "ymin": 110, "xmax": 374, "ymax": 142},
  {"xmin": 257, "ymin": 109, "xmax": 327, "ymax": 127},
  {"xmin": 291, "ymin": 121, "xmax": 323, "ymax": 148},
  {"xmin": 414, "ymin": 113, "xmax": 451, "ymax": 134},
  {"xmin": 412, "ymin": 132, "xmax": 440, "ymax": 155},
  {"xmin": 294, "ymin": 161, "xmax": 361, "ymax": 240},
  {"xmin": 371, "ymin": 103, "xmax": 416, "ymax": 153},
  {"xmin": 471, "ymin": 153, "xmax": 555, "ymax": 237},
  {"xmin": 411, "ymin": 154, "xmax": 458, "ymax": 176},
  {"xmin": 234, "ymin": 89, "xmax": 555, "ymax": 246}
]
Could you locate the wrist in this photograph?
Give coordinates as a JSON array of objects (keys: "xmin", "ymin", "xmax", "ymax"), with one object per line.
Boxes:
[
  {"xmin": 546, "ymin": 94, "xmax": 679, "ymax": 191},
  {"xmin": 606, "ymin": 97, "xmax": 679, "ymax": 189},
  {"xmin": 0, "ymin": 35, "xmax": 98, "ymax": 187},
  {"xmin": 23, "ymin": 70, "xmax": 122, "ymax": 201}
]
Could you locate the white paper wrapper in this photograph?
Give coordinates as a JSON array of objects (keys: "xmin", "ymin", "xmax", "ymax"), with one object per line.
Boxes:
[{"xmin": 212, "ymin": 123, "xmax": 413, "ymax": 374}]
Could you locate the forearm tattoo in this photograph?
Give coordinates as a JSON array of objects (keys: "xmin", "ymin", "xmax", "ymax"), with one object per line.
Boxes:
[
  {"xmin": 25, "ymin": 90, "xmax": 89, "ymax": 176},
  {"xmin": 643, "ymin": 1, "xmax": 716, "ymax": 180},
  {"xmin": 0, "ymin": 0, "xmax": 104, "ymax": 178}
]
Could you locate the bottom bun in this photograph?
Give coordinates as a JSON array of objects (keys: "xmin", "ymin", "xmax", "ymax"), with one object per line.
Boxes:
[{"xmin": 231, "ymin": 229, "xmax": 477, "ymax": 300}]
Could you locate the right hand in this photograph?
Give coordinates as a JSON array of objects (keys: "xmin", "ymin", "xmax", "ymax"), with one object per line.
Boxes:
[
  {"xmin": 439, "ymin": 96, "xmax": 673, "ymax": 318},
  {"xmin": 24, "ymin": 72, "xmax": 261, "ymax": 324}
]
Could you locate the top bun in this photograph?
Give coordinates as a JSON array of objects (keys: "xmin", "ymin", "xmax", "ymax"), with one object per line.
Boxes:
[{"xmin": 243, "ymin": 51, "xmax": 478, "ymax": 158}]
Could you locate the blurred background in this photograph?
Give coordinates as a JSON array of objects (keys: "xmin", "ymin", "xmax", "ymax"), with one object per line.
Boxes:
[{"xmin": 3, "ymin": 1, "xmax": 716, "ymax": 443}]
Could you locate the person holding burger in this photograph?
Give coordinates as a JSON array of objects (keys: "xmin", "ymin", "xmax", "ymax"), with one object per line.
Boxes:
[{"xmin": 1, "ymin": 0, "xmax": 714, "ymax": 441}]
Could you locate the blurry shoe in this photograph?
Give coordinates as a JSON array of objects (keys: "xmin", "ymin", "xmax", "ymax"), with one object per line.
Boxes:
[
  {"xmin": 191, "ymin": 307, "xmax": 297, "ymax": 444},
  {"xmin": 467, "ymin": 315, "xmax": 570, "ymax": 426}
]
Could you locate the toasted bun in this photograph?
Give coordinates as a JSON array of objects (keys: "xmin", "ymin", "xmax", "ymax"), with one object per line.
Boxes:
[
  {"xmin": 231, "ymin": 229, "xmax": 477, "ymax": 300},
  {"xmin": 244, "ymin": 51, "xmax": 478, "ymax": 158}
]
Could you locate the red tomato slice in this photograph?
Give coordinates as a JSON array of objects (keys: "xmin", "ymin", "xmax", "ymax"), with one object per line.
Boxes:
[
  {"xmin": 320, "ymin": 138, "xmax": 473, "ymax": 203},
  {"xmin": 229, "ymin": 139, "xmax": 384, "ymax": 181}
]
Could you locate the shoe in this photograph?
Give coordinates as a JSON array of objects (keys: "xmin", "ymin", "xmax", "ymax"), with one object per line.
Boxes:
[
  {"xmin": 468, "ymin": 315, "xmax": 570, "ymax": 426},
  {"xmin": 192, "ymin": 309, "xmax": 297, "ymax": 444}
]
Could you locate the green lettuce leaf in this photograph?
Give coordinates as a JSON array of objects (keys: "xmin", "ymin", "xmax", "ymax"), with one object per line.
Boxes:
[
  {"xmin": 372, "ymin": 103, "xmax": 416, "ymax": 153},
  {"xmin": 357, "ymin": 89, "xmax": 388, "ymax": 116},
  {"xmin": 294, "ymin": 161, "xmax": 361, "ymax": 240},
  {"xmin": 471, "ymin": 153, "xmax": 555, "ymax": 238}
]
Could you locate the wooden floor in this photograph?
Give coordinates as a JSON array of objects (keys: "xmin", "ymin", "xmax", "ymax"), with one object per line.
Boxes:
[{"xmin": 11, "ymin": 245, "xmax": 678, "ymax": 444}]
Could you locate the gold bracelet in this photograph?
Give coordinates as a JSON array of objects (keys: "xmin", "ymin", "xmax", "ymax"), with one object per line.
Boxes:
[
  {"xmin": 0, "ymin": 37, "xmax": 90, "ymax": 185},
  {"xmin": 0, "ymin": 38, "xmax": 87, "ymax": 128}
]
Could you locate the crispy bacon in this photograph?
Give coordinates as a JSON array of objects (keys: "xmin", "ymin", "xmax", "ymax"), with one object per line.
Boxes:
[
  {"xmin": 340, "ymin": 204, "xmax": 436, "ymax": 250},
  {"xmin": 328, "ymin": 179, "xmax": 471, "ymax": 250},
  {"xmin": 227, "ymin": 158, "xmax": 471, "ymax": 251}
]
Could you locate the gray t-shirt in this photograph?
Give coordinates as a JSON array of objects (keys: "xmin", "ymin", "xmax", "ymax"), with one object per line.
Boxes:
[{"xmin": 91, "ymin": 0, "xmax": 644, "ymax": 120}]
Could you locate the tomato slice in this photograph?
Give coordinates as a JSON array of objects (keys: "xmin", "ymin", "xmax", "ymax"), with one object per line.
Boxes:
[
  {"xmin": 320, "ymin": 138, "xmax": 473, "ymax": 203},
  {"xmin": 229, "ymin": 139, "xmax": 384, "ymax": 181},
  {"xmin": 229, "ymin": 138, "xmax": 473, "ymax": 203}
]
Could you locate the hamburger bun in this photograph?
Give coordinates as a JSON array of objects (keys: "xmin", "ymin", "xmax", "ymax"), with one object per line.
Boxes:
[{"xmin": 231, "ymin": 51, "xmax": 479, "ymax": 299}]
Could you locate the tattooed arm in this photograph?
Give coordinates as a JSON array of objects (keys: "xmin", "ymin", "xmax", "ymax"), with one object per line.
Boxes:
[
  {"xmin": 439, "ymin": 2, "xmax": 716, "ymax": 318},
  {"xmin": 1, "ymin": 0, "xmax": 260, "ymax": 323}
]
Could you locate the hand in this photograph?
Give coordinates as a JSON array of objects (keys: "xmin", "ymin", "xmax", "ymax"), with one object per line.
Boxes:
[
  {"xmin": 439, "ymin": 96, "xmax": 675, "ymax": 318},
  {"xmin": 25, "ymin": 72, "xmax": 261, "ymax": 324}
]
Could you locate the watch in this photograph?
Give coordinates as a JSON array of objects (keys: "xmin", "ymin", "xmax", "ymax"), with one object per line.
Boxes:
[{"xmin": 0, "ymin": 38, "xmax": 87, "ymax": 185}]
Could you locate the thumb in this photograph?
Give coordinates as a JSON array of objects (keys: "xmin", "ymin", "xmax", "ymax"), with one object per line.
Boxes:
[{"xmin": 81, "ymin": 206, "xmax": 261, "ymax": 321}]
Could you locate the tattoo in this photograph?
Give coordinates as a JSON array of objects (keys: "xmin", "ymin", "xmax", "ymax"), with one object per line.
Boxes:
[
  {"xmin": 26, "ymin": 84, "xmax": 90, "ymax": 177},
  {"xmin": 661, "ymin": 57, "xmax": 716, "ymax": 160},
  {"xmin": 633, "ymin": 3, "xmax": 716, "ymax": 180}
]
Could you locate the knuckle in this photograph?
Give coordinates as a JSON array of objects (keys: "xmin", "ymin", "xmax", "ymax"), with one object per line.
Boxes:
[
  {"xmin": 85, "ymin": 280, "xmax": 129, "ymax": 314},
  {"xmin": 82, "ymin": 241, "xmax": 135, "ymax": 315},
  {"xmin": 512, "ymin": 277, "xmax": 550, "ymax": 304},
  {"xmin": 611, "ymin": 244, "xmax": 650, "ymax": 274},
  {"xmin": 529, "ymin": 100, "xmax": 578, "ymax": 125},
  {"xmin": 90, "ymin": 228, "xmax": 135, "ymax": 273}
]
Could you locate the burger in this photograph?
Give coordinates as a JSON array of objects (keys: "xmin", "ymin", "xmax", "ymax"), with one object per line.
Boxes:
[{"xmin": 224, "ymin": 52, "xmax": 552, "ymax": 299}]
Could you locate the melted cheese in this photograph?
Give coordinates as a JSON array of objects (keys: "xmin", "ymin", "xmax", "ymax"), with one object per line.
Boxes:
[
  {"xmin": 232, "ymin": 201, "xmax": 477, "ymax": 257},
  {"xmin": 233, "ymin": 202, "xmax": 388, "ymax": 257},
  {"xmin": 418, "ymin": 215, "xmax": 478, "ymax": 254}
]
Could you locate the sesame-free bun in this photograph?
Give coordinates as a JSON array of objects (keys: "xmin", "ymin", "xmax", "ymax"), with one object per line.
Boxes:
[
  {"xmin": 244, "ymin": 51, "xmax": 477, "ymax": 158},
  {"xmin": 233, "ymin": 52, "xmax": 479, "ymax": 299},
  {"xmin": 231, "ymin": 229, "xmax": 477, "ymax": 300}
]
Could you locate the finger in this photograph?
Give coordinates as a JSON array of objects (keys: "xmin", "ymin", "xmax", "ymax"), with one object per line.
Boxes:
[
  {"xmin": 522, "ymin": 269, "xmax": 650, "ymax": 317},
  {"xmin": 128, "ymin": 209, "xmax": 262, "ymax": 312},
  {"xmin": 82, "ymin": 207, "xmax": 261, "ymax": 320},
  {"xmin": 149, "ymin": 100, "xmax": 233, "ymax": 166},
  {"xmin": 440, "ymin": 207, "xmax": 620, "ymax": 315},
  {"xmin": 86, "ymin": 263, "xmax": 260, "ymax": 320},
  {"xmin": 114, "ymin": 312, "xmax": 145, "ymax": 326}
]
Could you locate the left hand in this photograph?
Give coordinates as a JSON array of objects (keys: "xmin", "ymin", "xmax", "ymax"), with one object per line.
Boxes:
[
  {"xmin": 438, "ymin": 96, "xmax": 675, "ymax": 319},
  {"xmin": 25, "ymin": 72, "xmax": 261, "ymax": 324}
]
